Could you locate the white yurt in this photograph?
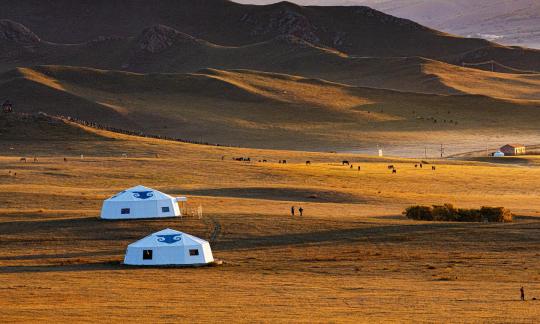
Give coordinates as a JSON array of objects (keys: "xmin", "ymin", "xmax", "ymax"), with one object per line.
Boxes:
[
  {"xmin": 100, "ymin": 185, "xmax": 187, "ymax": 220},
  {"xmin": 124, "ymin": 228, "xmax": 214, "ymax": 266},
  {"xmin": 493, "ymin": 151, "xmax": 505, "ymax": 157}
]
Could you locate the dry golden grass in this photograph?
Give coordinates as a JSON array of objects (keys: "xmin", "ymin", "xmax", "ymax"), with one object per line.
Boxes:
[
  {"xmin": 4, "ymin": 65, "xmax": 540, "ymax": 157},
  {"xmin": 423, "ymin": 60, "xmax": 540, "ymax": 101},
  {"xmin": 1, "ymin": 122, "xmax": 540, "ymax": 322}
]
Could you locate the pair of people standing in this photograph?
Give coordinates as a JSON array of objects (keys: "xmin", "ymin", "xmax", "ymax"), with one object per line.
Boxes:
[{"xmin": 291, "ymin": 206, "xmax": 303, "ymax": 217}]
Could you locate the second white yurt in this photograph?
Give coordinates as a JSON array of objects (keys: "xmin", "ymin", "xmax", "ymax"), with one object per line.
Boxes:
[
  {"xmin": 100, "ymin": 185, "xmax": 187, "ymax": 220},
  {"xmin": 124, "ymin": 228, "xmax": 214, "ymax": 266}
]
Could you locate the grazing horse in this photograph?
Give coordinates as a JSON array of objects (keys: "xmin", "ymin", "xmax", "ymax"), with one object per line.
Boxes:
[
  {"xmin": 387, "ymin": 165, "xmax": 394, "ymax": 170},
  {"xmin": 282, "ymin": 160, "xmax": 287, "ymax": 164},
  {"xmin": 432, "ymin": 166, "xmax": 436, "ymax": 170},
  {"xmin": 20, "ymin": 157, "xmax": 26, "ymax": 163},
  {"xmin": 306, "ymin": 161, "xmax": 311, "ymax": 165},
  {"xmin": 63, "ymin": 157, "xmax": 68, "ymax": 162},
  {"xmin": 392, "ymin": 168, "xmax": 397, "ymax": 174},
  {"xmin": 342, "ymin": 160, "xmax": 349, "ymax": 165}
]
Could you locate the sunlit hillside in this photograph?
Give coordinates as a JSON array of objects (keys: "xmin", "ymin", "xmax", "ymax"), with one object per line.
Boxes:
[{"xmin": 2, "ymin": 65, "xmax": 540, "ymax": 155}]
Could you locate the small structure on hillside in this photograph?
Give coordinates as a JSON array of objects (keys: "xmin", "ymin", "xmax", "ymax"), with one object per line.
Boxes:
[
  {"xmin": 124, "ymin": 228, "xmax": 214, "ymax": 266},
  {"xmin": 2, "ymin": 100, "xmax": 13, "ymax": 113},
  {"xmin": 493, "ymin": 151, "xmax": 505, "ymax": 157},
  {"xmin": 500, "ymin": 144, "xmax": 526, "ymax": 156},
  {"xmin": 100, "ymin": 185, "xmax": 187, "ymax": 220}
]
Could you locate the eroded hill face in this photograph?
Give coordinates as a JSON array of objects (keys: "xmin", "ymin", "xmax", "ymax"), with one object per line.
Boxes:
[{"xmin": 0, "ymin": 0, "xmax": 538, "ymax": 69}]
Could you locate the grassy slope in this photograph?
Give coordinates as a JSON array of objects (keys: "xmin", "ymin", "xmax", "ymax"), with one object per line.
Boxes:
[
  {"xmin": 2, "ymin": 1, "xmax": 540, "ymax": 73},
  {"xmin": 2, "ymin": 65, "xmax": 540, "ymax": 155},
  {"xmin": 1, "ymin": 118, "xmax": 540, "ymax": 322},
  {"xmin": 0, "ymin": 0, "xmax": 491, "ymax": 56},
  {"xmin": 2, "ymin": 26, "xmax": 539, "ymax": 100},
  {"xmin": 422, "ymin": 60, "xmax": 540, "ymax": 101}
]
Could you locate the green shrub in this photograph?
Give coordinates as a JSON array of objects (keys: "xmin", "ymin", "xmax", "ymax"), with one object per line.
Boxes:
[{"xmin": 403, "ymin": 205, "xmax": 513, "ymax": 222}]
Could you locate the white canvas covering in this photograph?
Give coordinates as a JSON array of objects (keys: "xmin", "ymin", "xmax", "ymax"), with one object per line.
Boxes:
[
  {"xmin": 100, "ymin": 185, "xmax": 186, "ymax": 220},
  {"xmin": 124, "ymin": 228, "xmax": 214, "ymax": 266},
  {"xmin": 493, "ymin": 151, "xmax": 505, "ymax": 157}
]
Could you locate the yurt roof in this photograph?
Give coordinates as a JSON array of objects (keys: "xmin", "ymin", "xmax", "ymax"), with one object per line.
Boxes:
[
  {"xmin": 105, "ymin": 185, "xmax": 173, "ymax": 202},
  {"xmin": 128, "ymin": 228, "xmax": 209, "ymax": 248}
]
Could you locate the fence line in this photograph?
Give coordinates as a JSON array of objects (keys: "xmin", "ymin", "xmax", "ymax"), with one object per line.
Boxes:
[{"xmin": 48, "ymin": 113, "xmax": 232, "ymax": 147}]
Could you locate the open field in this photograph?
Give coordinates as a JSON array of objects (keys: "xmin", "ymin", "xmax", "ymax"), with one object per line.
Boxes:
[{"xmin": 1, "ymin": 119, "xmax": 540, "ymax": 322}]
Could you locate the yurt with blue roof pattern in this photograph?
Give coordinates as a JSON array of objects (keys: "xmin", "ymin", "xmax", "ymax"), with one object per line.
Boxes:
[{"xmin": 100, "ymin": 185, "xmax": 187, "ymax": 220}]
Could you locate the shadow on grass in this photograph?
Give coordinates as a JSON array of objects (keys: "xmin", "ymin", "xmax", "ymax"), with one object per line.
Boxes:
[
  {"xmin": 182, "ymin": 187, "xmax": 366, "ymax": 204},
  {"xmin": 2, "ymin": 214, "xmax": 540, "ymax": 273}
]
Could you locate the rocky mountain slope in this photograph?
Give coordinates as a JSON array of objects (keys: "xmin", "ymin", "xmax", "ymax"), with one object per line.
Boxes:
[{"xmin": 236, "ymin": 0, "xmax": 540, "ymax": 49}]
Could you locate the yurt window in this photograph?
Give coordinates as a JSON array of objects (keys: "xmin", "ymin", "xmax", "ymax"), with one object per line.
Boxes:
[
  {"xmin": 121, "ymin": 208, "xmax": 130, "ymax": 214},
  {"xmin": 161, "ymin": 207, "xmax": 170, "ymax": 213},
  {"xmin": 189, "ymin": 249, "xmax": 199, "ymax": 256},
  {"xmin": 143, "ymin": 250, "xmax": 153, "ymax": 260}
]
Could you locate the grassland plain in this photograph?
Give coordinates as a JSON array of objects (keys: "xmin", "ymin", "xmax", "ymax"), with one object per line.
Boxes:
[{"xmin": 1, "ymin": 120, "xmax": 540, "ymax": 322}]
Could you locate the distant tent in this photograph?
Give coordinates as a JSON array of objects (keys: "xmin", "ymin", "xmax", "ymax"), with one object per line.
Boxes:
[
  {"xmin": 493, "ymin": 151, "xmax": 505, "ymax": 157},
  {"xmin": 124, "ymin": 228, "xmax": 214, "ymax": 266},
  {"xmin": 100, "ymin": 185, "xmax": 187, "ymax": 220}
]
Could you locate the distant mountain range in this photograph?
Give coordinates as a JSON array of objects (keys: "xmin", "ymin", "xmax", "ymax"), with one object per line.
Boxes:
[
  {"xmin": 1, "ymin": 0, "xmax": 539, "ymax": 74},
  {"xmin": 235, "ymin": 0, "xmax": 540, "ymax": 49}
]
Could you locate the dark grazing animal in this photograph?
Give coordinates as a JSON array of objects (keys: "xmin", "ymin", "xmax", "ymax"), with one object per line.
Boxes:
[
  {"xmin": 306, "ymin": 161, "xmax": 311, "ymax": 165},
  {"xmin": 342, "ymin": 160, "xmax": 349, "ymax": 165},
  {"xmin": 387, "ymin": 165, "xmax": 394, "ymax": 170}
]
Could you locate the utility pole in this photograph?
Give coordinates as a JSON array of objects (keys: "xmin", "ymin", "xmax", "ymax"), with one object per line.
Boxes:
[
  {"xmin": 440, "ymin": 144, "xmax": 444, "ymax": 158},
  {"xmin": 424, "ymin": 147, "xmax": 427, "ymax": 159}
]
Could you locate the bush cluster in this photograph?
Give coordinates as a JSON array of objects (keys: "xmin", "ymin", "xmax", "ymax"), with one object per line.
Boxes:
[{"xmin": 404, "ymin": 204, "xmax": 513, "ymax": 222}]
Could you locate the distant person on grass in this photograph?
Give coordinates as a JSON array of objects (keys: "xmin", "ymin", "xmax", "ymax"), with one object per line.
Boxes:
[
  {"xmin": 521, "ymin": 287, "xmax": 525, "ymax": 301},
  {"xmin": 291, "ymin": 206, "xmax": 295, "ymax": 217},
  {"xmin": 299, "ymin": 207, "xmax": 303, "ymax": 216}
]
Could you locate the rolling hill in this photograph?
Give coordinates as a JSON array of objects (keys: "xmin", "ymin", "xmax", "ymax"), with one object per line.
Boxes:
[
  {"xmin": 2, "ymin": 20, "xmax": 540, "ymax": 100},
  {"xmin": 1, "ymin": 0, "xmax": 539, "ymax": 72},
  {"xmin": 2, "ymin": 65, "xmax": 540, "ymax": 155},
  {"xmin": 246, "ymin": 1, "xmax": 540, "ymax": 49},
  {"xmin": 352, "ymin": 0, "xmax": 540, "ymax": 49}
]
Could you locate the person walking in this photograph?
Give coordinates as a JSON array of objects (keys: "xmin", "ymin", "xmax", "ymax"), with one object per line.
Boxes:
[
  {"xmin": 299, "ymin": 207, "xmax": 304, "ymax": 217},
  {"xmin": 521, "ymin": 287, "xmax": 525, "ymax": 301},
  {"xmin": 291, "ymin": 206, "xmax": 295, "ymax": 217}
]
